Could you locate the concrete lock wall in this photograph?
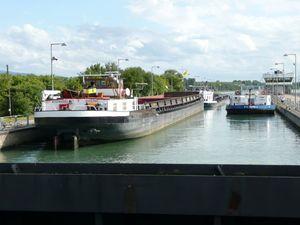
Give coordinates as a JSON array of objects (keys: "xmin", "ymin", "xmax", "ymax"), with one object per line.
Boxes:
[
  {"xmin": 0, "ymin": 126, "xmax": 41, "ymax": 150},
  {"xmin": 276, "ymin": 105, "xmax": 300, "ymax": 128}
]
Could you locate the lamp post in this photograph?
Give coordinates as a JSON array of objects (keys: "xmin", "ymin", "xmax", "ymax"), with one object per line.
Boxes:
[
  {"xmin": 284, "ymin": 53, "xmax": 297, "ymax": 107},
  {"xmin": 270, "ymin": 68, "xmax": 277, "ymax": 95},
  {"xmin": 151, "ymin": 65, "xmax": 160, "ymax": 96},
  {"xmin": 275, "ymin": 62, "xmax": 285, "ymax": 95},
  {"xmin": 117, "ymin": 58, "xmax": 129, "ymax": 70},
  {"xmin": 50, "ymin": 42, "xmax": 66, "ymax": 90},
  {"xmin": 6, "ymin": 65, "xmax": 12, "ymax": 116}
]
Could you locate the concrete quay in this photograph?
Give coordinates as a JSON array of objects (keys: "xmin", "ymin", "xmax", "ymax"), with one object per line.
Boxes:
[
  {"xmin": 0, "ymin": 126, "xmax": 41, "ymax": 150},
  {"xmin": 273, "ymin": 95, "xmax": 300, "ymax": 128}
]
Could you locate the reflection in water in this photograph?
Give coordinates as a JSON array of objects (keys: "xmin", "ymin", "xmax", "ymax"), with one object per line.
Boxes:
[
  {"xmin": 227, "ymin": 115, "xmax": 274, "ymax": 132},
  {"xmin": 1, "ymin": 105, "xmax": 300, "ymax": 165}
]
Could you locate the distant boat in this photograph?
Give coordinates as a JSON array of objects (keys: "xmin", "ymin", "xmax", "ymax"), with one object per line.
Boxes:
[
  {"xmin": 201, "ymin": 90, "xmax": 218, "ymax": 109},
  {"xmin": 226, "ymin": 89, "xmax": 275, "ymax": 115}
]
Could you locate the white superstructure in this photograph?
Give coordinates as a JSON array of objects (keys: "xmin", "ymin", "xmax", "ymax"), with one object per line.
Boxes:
[
  {"xmin": 200, "ymin": 90, "xmax": 217, "ymax": 108},
  {"xmin": 35, "ymin": 71, "xmax": 139, "ymax": 118},
  {"xmin": 39, "ymin": 94, "xmax": 138, "ymax": 112},
  {"xmin": 229, "ymin": 94, "xmax": 272, "ymax": 106}
]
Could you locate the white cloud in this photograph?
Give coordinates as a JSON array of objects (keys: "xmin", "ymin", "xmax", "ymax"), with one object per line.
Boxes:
[
  {"xmin": 0, "ymin": 1, "xmax": 299, "ymax": 80},
  {"xmin": 237, "ymin": 34, "xmax": 257, "ymax": 51},
  {"xmin": 127, "ymin": 0, "xmax": 300, "ymax": 79}
]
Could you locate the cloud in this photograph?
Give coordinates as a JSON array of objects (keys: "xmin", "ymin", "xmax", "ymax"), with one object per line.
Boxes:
[
  {"xmin": 238, "ymin": 34, "xmax": 257, "ymax": 51},
  {"xmin": 128, "ymin": 0, "xmax": 300, "ymax": 79},
  {"xmin": 0, "ymin": 0, "xmax": 299, "ymax": 81}
]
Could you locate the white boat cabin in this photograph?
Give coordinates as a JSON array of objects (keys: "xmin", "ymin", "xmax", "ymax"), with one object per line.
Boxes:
[
  {"xmin": 229, "ymin": 94, "xmax": 272, "ymax": 106},
  {"xmin": 200, "ymin": 90, "xmax": 217, "ymax": 103},
  {"xmin": 39, "ymin": 72, "xmax": 138, "ymax": 112}
]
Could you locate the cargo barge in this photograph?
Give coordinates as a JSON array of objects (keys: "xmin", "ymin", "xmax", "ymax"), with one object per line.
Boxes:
[{"xmin": 34, "ymin": 72, "xmax": 204, "ymax": 147}]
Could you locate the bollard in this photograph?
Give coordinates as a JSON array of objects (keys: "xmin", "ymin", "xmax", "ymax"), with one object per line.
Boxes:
[
  {"xmin": 26, "ymin": 115, "xmax": 29, "ymax": 126},
  {"xmin": 14, "ymin": 116, "xmax": 17, "ymax": 128},
  {"xmin": 53, "ymin": 136, "xmax": 59, "ymax": 151},
  {"xmin": 73, "ymin": 135, "xmax": 79, "ymax": 150}
]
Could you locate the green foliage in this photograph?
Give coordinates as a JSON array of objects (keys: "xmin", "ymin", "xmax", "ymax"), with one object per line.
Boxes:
[
  {"xmin": 65, "ymin": 77, "xmax": 83, "ymax": 90},
  {"xmin": 121, "ymin": 67, "xmax": 184, "ymax": 96},
  {"xmin": 84, "ymin": 63, "xmax": 106, "ymax": 74},
  {"xmin": 105, "ymin": 62, "xmax": 118, "ymax": 72},
  {"xmin": 187, "ymin": 80, "xmax": 264, "ymax": 92},
  {"xmin": 0, "ymin": 74, "xmax": 82, "ymax": 116},
  {"xmin": 83, "ymin": 62, "xmax": 119, "ymax": 74},
  {"xmin": 11, "ymin": 92, "xmax": 32, "ymax": 115},
  {"xmin": 121, "ymin": 67, "xmax": 151, "ymax": 96},
  {"xmin": 161, "ymin": 69, "xmax": 184, "ymax": 91},
  {"xmin": 0, "ymin": 95, "xmax": 8, "ymax": 116},
  {"xmin": 153, "ymin": 76, "xmax": 169, "ymax": 95},
  {"xmin": 0, "ymin": 63, "xmax": 265, "ymax": 116},
  {"xmin": 184, "ymin": 78, "xmax": 196, "ymax": 89}
]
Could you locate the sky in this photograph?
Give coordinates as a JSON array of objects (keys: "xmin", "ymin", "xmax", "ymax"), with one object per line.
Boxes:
[{"xmin": 0, "ymin": 0, "xmax": 299, "ymax": 81}]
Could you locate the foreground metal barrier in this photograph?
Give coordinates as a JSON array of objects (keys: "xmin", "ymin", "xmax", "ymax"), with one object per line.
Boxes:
[{"xmin": 0, "ymin": 163, "xmax": 300, "ymax": 224}]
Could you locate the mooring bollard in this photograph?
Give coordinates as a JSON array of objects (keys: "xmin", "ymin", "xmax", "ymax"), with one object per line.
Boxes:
[
  {"xmin": 73, "ymin": 135, "xmax": 79, "ymax": 150},
  {"xmin": 26, "ymin": 115, "xmax": 29, "ymax": 126},
  {"xmin": 53, "ymin": 136, "xmax": 59, "ymax": 151}
]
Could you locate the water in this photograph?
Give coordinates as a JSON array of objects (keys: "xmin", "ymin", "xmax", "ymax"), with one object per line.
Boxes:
[{"xmin": 1, "ymin": 105, "xmax": 300, "ymax": 164}]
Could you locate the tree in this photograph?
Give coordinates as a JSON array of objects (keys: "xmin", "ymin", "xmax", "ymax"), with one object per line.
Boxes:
[
  {"xmin": 153, "ymin": 76, "xmax": 169, "ymax": 95},
  {"xmin": 65, "ymin": 77, "xmax": 83, "ymax": 90},
  {"xmin": 161, "ymin": 69, "xmax": 184, "ymax": 91},
  {"xmin": 105, "ymin": 62, "xmax": 118, "ymax": 72},
  {"xmin": 84, "ymin": 63, "xmax": 106, "ymax": 74},
  {"xmin": 11, "ymin": 92, "xmax": 32, "ymax": 115},
  {"xmin": 84, "ymin": 62, "xmax": 119, "ymax": 74},
  {"xmin": 184, "ymin": 78, "xmax": 196, "ymax": 90},
  {"xmin": 121, "ymin": 67, "xmax": 150, "ymax": 96}
]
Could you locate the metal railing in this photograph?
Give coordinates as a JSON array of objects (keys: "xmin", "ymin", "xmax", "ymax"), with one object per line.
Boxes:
[{"xmin": 0, "ymin": 115, "xmax": 34, "ymax": 131}]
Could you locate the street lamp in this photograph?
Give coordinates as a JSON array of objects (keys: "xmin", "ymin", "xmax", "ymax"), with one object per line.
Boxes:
[
  {"xmin": 151, "ymin": 65, "xmax": 160, "ymax": 96},
  {"xmin": 50, "ymin": 42, "xmax": 67, "ymax": 90},
  {"xmin": 270, "ymin": 68, "xmax": 277, "ymax": 95},
  {"xmin": 6, "ymin": 65, "xmax": 12, "ymax": 116},
  {"xmin": 117, "ymin": 58, "xmax": 129, "ymax": 69},
  {"xmin": 275, "ymin": 62, "xmax": 285, "ymax": 95},
  {"xmin": 284, "ymin": 53, "xmax": 297, "ymax": 107}
]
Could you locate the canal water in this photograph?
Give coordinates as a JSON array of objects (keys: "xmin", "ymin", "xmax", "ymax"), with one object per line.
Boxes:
[{"xmin": 1, "ymin": 105, "xmax": 300, "ymax": 164}]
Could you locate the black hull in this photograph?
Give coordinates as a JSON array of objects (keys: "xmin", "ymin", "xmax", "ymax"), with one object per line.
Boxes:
[
  {"xmin": 204, "ymin": 100, "xmax": 226, "ymax": 109},
  {"xmin": 35, "ymin": 99, "xmax": 204, "ymax": 145},
  {"xmin": 204, "ymin": 103, "xmax": 217, "ymax": 109}
]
